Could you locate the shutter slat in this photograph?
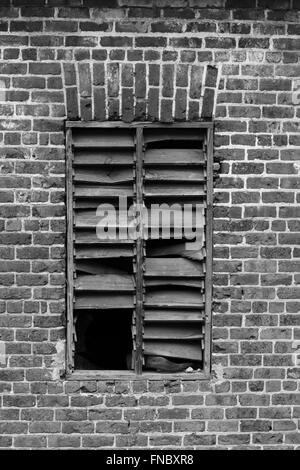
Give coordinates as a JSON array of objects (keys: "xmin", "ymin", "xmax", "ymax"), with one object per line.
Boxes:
[
  {"xmin": 75, "ymin": 185, "xmax": 133, "ymax": 198},
  {"xmin": 145, "ymin": 258, "xmax": 204, "ymax": 277},
  {"xmin": 143, "ymin": 325, "xmax": 203, "ymax": 340},
  {"xmin": 75, "ymin": 274, "xmax": 134, "ymax": 292},
  {"xmin": 75, "ymin": 246, "xmax": 133, "ymax": 259},
  {"xmin": 73, "ymin": 129, "xmax": 134, "ymax": 148},
  {"xmin": 75, "ymin": 231, "xmax": 133, "ymax": 245},
  {"xmin": 145, "ymin": 288, "xmax": 204, "ymax": 307},
  {"xmin": 74, "ymin": 150, "xmax": 134, "ymax": 166},
  {"xmin": 144, "ymin": 309, "xmax": 204, "ymax": 323},
  {"xmin": 145, "ymin": 183, "xmax": 205, "ymax": 197},
  {"xmin": 74, "ymin": 293, "xmax": 134, "ymax": 310},
  {"xmin": 144, "ymin": 129, "xmax": 204, "ymax": 145},
  {"xmin": 145, "ymin": 168, "xmax": 205, "ymax": 181},
  {"xmin": 75, "ymin": 198, "xmax": 133, "ymax": 209},
  {"xmin": 145, "ymin": 148, "xmax": 204, "ymax": 165},
  {"xmin": 75, "ymin": 209, "xmax": 135, "ymax": 229}
]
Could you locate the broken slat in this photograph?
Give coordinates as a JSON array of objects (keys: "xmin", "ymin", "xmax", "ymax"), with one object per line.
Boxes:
[
  {"xmin": 75, "ymin": 185, "xmax": 133, "ymax": 198},
  {"xmin": 145, "ymin": 148, "xmax": 204, "ymax": 166},
  {"xmin": 74, "ymin": 293, "xmax": 134, "ymax": 309},
  {"xmin": 74, "ymin": 168, "xmax": 133, "ymax": 185},
  {"xmin": 76, "ymin": 260, "xmax": 131, "ymax": 276},
  {"xmin": 146, "ymin": 279, "xmax": 204, "ymax": 289},
  {"xmin": 143, "ymin": 325, "xmax": 203, "ymax": 340},
  {"xmin": 147, "ymin": 241, "xmax": 205, "ymax": 261},
  {"xmin": 145, "ymin": 258, "xmax": 204, "ymax": 277},
  {"xmin": 144, "ymin": 309, "xmax": 204, "ymax": 322},
  {"xmin": 144, "ymin": 340, "xmax": 202, "ymax": 361},
  {"xmin": 144, "ymin": 355, "xmax": 198, "ymax": 372},
  {"xmin": 73, "ymin": 130, "xmax": 135, "ymax": 148},
  {"xmin": 145, "ymin": 168, "xmax": 205, "ymax": 182},
  {"xmin": 74, "ymin": 150, "xmax": 134, "ymax": 166},
  {"xmin": 75, "ymin": 245, "xmax": 133, "ymax": 259},
  {"xmin": 75, "ymin": 274, "xmax": 134, "ymax": 291}
]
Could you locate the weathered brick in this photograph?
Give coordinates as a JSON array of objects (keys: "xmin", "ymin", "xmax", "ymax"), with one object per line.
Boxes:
[
  {"xmin": 183, "ymin": 434, "xmax": 216, "ymax": 446},
  {"xmin": 0, "ymin": 1, "xmax": 298, "ymax": 451}
]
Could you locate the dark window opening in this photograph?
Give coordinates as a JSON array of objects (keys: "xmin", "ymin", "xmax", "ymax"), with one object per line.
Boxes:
[{"xmin": 74, "ymin": 310, "xmax": 133, "ymax": 370}]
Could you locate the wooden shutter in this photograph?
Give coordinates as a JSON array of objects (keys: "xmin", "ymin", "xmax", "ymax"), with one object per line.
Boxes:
[
  {"xmin": 67, "ymin": 127, "xmax": 138, "ymax": 371},
  {"xmin": 66, "ymin": 123, "xmax": 213, "ymax": 376},
  {"xmin": 142, "ymin": 127, "xmax": 208, "ymax": 372}
]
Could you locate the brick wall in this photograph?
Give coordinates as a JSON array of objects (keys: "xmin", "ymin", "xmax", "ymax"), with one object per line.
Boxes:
[{"xmin": 0, "ymin": 0, "xmax": 300, "ymax": 449}]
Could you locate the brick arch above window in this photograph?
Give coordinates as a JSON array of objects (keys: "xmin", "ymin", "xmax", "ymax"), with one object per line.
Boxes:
[{"xmin": 62, "ymin": 62, "xmax": 219, "ymax": 123}]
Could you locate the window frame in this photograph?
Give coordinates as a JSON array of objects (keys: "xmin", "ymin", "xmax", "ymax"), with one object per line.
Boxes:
[{"xmin": 65, "ymin": 121, "xmax": 214, "ymax": 381}]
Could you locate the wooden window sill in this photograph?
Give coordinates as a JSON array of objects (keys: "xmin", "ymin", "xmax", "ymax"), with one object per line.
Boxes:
[{"xmin": 66, "ymin": 370, "xmax": 210, "ymax": 381}]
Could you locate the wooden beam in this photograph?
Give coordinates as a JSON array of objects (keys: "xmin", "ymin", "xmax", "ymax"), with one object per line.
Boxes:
[{"xmin": 66, "ymin": 121, "xmax": 214, "ymax": 129}]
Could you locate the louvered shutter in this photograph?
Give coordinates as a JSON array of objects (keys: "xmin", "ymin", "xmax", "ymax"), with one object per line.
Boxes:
[
  {"xmin": 66, "ymin": 123, "xmax": 212, "ymax": 375},
  {"xmin": 67, "ymin": 127, "xmax": 137, "ymax": 370},
  {"xmin": 142, "ymin": 128, "xmax": 207, "ymax": 372}
]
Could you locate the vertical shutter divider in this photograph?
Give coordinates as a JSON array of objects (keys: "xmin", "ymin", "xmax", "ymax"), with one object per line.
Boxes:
[
  {"xmin": 203, "ymin": 126, "xmax": 213, "ymax": 375},
  {"xmin": 66, "ymin": 127, "xmax": 75, "ymax": 374},
  {"xmin": 134, "ymin": 127, "xmax": 145, "ymax": 374}
]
